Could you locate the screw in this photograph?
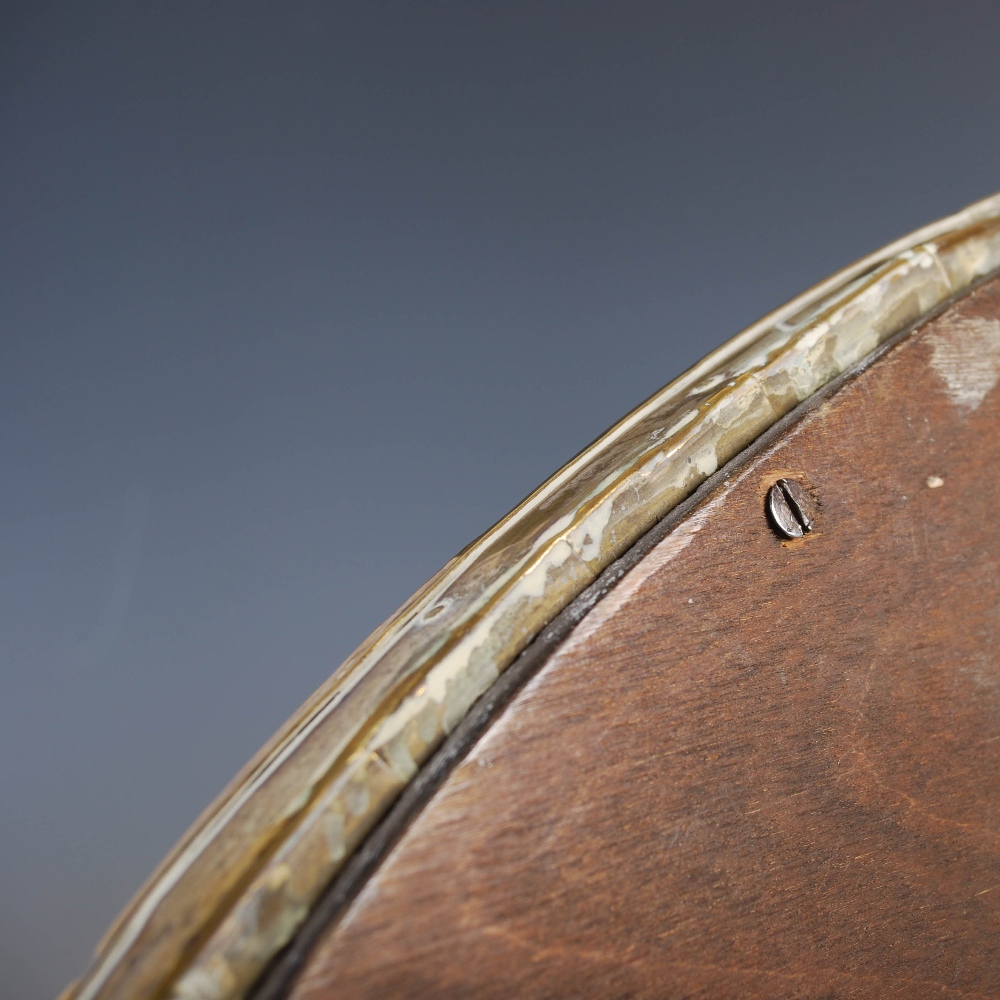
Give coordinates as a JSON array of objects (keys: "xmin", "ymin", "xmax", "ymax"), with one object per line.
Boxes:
[{"xmin": 766, "ymin": 478, "xmax": 816, "ymax": 539}]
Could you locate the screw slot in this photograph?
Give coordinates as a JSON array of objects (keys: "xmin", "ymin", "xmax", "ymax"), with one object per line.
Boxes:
[{"xmin": 767, "ymin": 478, "xmax": 816, "ymax": 539}]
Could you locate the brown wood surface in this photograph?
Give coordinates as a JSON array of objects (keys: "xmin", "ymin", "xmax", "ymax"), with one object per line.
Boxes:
[{"xmin": 288, "ymin": 277, "xmax": 1000, "ymax": 999}]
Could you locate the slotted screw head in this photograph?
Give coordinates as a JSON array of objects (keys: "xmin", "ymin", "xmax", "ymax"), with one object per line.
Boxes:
[{"xmin": 766, "ymin": 478, "xmax": 815, "ymax": 539}]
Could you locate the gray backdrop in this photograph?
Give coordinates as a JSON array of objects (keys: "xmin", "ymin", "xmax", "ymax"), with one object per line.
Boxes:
[{"xmin": 4, "ymin": 3, "xmax": 1000, "ymax": 996}]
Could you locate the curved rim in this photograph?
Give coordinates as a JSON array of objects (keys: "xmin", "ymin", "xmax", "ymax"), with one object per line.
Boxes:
[{"xmin": 67, "ymin": 192, "xmax": 1000, "ymax": 1000}]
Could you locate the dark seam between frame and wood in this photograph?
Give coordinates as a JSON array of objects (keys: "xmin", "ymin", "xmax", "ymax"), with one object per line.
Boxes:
[{"xmin": 247, "ymin": 263, "xmax": 1000, "ymax": 1000}]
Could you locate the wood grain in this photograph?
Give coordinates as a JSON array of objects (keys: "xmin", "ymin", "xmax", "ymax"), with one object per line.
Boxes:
[{"xmin": 288, "ymin": 276, "xmax": 1000, "ymax": 999}]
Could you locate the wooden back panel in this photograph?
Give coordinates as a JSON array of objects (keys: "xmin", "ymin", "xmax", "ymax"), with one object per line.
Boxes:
[{"xmin": 284, "ymin": 277, "xmax": 1000, "ymax": 998}]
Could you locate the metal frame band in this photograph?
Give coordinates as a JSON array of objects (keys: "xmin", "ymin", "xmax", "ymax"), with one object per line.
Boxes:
[{"xmin": 67, "ymin": 192, "xmax": 1000, "ymax": 1000}]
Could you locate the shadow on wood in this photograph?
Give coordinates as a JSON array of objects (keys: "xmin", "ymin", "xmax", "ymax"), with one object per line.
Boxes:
[{"xmin": 288, "ymin": 277, "xmax": 1000, "ymax": 999}]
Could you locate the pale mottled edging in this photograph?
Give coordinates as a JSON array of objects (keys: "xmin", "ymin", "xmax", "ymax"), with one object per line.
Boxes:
[{"xmin": 66, "ymin": 193, "xmax": 1000, "ymax": 1000}]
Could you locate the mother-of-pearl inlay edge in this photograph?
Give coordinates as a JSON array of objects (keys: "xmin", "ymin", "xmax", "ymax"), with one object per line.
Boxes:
[{"xmin": 66, "ymin": 193, "xmax": 1000, "ymax": 1000}]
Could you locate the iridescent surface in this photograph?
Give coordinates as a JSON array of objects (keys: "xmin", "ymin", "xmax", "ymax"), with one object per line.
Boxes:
[{"xmin": 67, "ymin": 194, "xmax": 1000, "ymax": 1000}]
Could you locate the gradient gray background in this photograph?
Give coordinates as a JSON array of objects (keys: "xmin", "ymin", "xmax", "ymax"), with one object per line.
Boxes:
[{"xmin": 4, "ymin": 2, "xmax": 1000, "ymax": 996}]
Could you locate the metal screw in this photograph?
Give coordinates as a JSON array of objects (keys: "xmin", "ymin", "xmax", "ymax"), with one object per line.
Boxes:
[{"xmin": 766, "ymin": 478, "xmax": 816, "ymax": 539}]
